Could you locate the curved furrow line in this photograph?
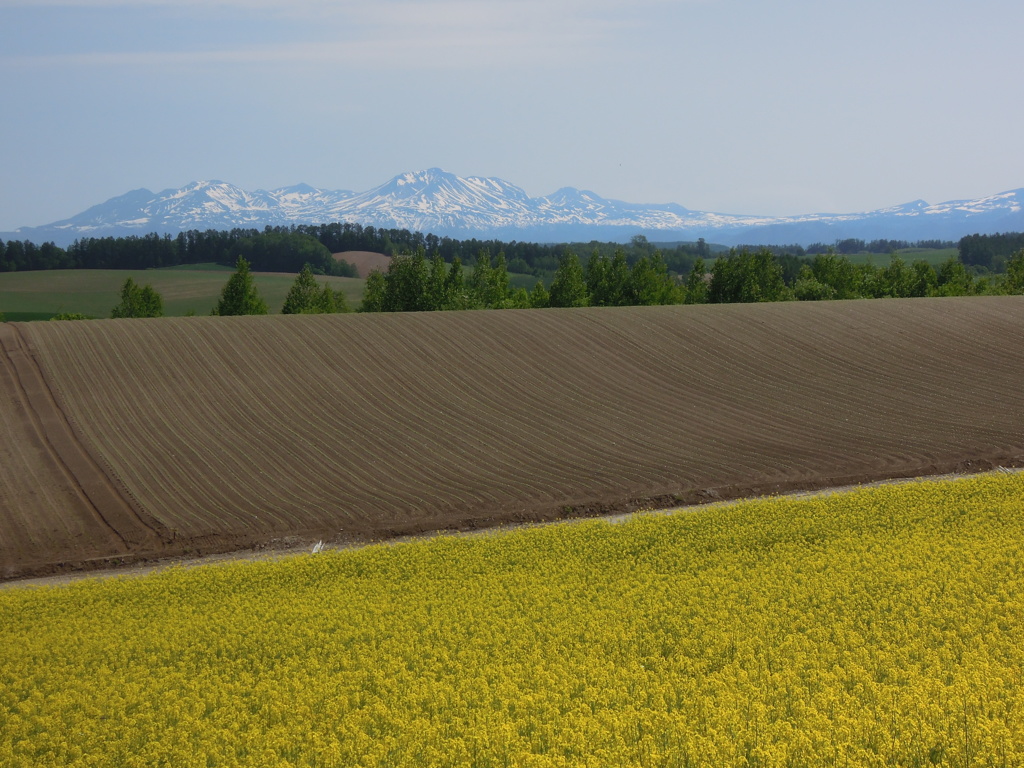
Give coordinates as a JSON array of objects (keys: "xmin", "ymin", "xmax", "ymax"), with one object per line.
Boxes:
[
  {"xmin": 340, "ymin": 313, "xmax": 632, "ymax": 503},
  {"xmin": 2, "ymin": 325, "xmax": 159, "ymax": 552},
  {"xmin": 8, "ymin": 296, "xmax": 1024, "ymax": 577},
  {"xmin": 307, "ymin": 316, "xmax": 538, "ymax": 507}
]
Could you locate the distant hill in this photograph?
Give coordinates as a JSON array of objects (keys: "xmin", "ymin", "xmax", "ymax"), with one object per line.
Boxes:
[
  {"xmin": 4, "ymin": 168, "xmax": 1024, "ymax": 247},
  {"xmin": 335, "ymin": 251, "xmax": 391, "ymax": 278}
]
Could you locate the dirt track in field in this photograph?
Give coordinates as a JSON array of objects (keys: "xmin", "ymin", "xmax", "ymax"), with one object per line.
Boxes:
[
  {"xmin": 334, "ymin": 251, "xmax": 391, "ymax": 277},
  {"xmin": 2, "ymin": 296, "xmax": 1024, "ymax": 580}
]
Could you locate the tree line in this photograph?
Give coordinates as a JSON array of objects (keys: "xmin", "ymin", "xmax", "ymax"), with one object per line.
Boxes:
[
  {"xmin": 43, "ymin": 245, "xmax": 1024, "ymax": 322},
  {"xmin": 359, "ymin": 246, "xmax": 1024, "ymax": 313},
  {"xmin": 957, "ymin": 232, "xmax": 1024, "ymax": 272},
  {"xmin": 359, "ymin": 248, "xmax": 689, "ymax": 312},
  {"xmin": 0, "ymin": 226, "xmax": 712, "ymax": 279},
  {"xmin": 0, "ymin": 222, "xmax": 1017, "ymax": 285},
  {"xmin": 806, "ymin": 238, "xmax": 954, "ymax": 255},
  {"xmin": 0, "ymin": 229, "xmax": 356, "ymax": 276}
]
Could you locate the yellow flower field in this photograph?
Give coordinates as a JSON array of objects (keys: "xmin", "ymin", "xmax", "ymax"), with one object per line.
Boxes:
[{"xmin": 2, "ymin": 473, "xmax": 1024, "ymax": 767}]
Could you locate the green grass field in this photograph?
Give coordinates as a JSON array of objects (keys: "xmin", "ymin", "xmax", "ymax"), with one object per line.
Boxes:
[
  {"xmin": 0, "ymin": 266, "xmax": 366, "ymax": 320},
  {"xmin": 840, "ymin": 247, "xmax": 958, "ymax": 267}
]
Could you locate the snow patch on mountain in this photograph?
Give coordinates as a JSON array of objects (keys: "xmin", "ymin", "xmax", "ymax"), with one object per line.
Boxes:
[{"xmin": 6, "ymin": 168, "xmax": 1024, "ymax": 247}]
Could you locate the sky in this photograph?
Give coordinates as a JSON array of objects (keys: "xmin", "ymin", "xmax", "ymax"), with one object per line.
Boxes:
[{"xmin": 1, "ymin": 0, "xmax": 1022, "ymax": 231}]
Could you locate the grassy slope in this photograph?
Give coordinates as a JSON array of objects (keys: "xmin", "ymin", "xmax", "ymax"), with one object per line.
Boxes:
[
  {"xmin": 840, "ymin": 247, "xmax": 958, "ymax": 266},
  {"xmin": 0, "ymin": 267, "xmax": 366, "ymax": 319}
]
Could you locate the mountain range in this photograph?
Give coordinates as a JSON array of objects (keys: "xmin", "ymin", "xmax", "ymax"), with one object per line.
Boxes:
[{"xmin": 6, "ymin": 168, "xmax": 1024, "ymax": 247}]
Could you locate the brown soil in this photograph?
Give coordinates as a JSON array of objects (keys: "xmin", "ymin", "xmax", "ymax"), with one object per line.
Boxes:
[
  {"xmin": 334, "ymin": 251, "xmax": 391, "ymax": 277},
  {"xmin": 3, "ymin": 297, "xmax": 1024, "ymax": 582}
]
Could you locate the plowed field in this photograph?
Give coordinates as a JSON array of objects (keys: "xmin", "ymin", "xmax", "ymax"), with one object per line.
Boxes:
[{"xmin": 3, "ymin": 297, "xmax": 1024, "ymax": 578}]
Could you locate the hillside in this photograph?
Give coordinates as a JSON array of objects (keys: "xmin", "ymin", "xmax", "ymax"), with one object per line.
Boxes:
[{"xmin": 2, "ymin": 297, "xmax": 1024, "ymax": 578}]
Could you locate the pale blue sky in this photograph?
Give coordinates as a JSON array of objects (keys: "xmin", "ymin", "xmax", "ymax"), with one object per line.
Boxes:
[{"xmin": 1, "ymin": 0, "xmax": 1022, "ymax": 231}]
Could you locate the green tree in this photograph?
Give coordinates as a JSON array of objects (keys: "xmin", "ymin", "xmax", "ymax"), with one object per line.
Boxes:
[
  {"xmin": 467, "ymin": 249, "xmax": 492, "ymax": 308},
  {"xmin": 444, "ymin": 257, "xmax": 469, "ymax": 310},
  {"xmin": 361, "ymin": 270, "xmax": 386, "ymax": 312},
  {"xmin": 909, "ymin": 260, "xmax": 938, "ymax": 298},
  {"xmin": 213, "ymin": 256, "xmax": 268, "ymax": 316},
  {"xmin": 548, "ymin": 253, "xmax": 589, "ymax": 308},
  {"xmin": 230, "ymin": 231, "xmax": 342, "ymax": 274},
  {"xmin": 793, "ymin": 265, "xmax": 837, "ymax": 301},
  {"xmin": 111, "ymin": 277, "xmax": 164, "ymax": 318},
  {"xmin": 1006, "ymin": 250, "xmax": 1024, "ymax": 294},
  {"xmin": 318, "ymin": 283, "xmax": 349, "ymax": 313},
  {"xmin": 50, "ymin": 312, "xmax": 89, "ymax": 321},
  {"xmin": 487, "ymin": 252, "xmax": 512, "ymax": 308},
  {"xmin": 586, "ymin": 251, "xmax": 610, "ymax": 306},
  {"xmin": 282, "ymin": 264, "xmax": 348, "ymax": 314},
  {"xmin": 529, "ymin": 280, "xmax": 550, "ymax": 308},
  {"xmin": 880, "ymin": 255, "xmax": 915, "ymax": 298},
  {"xmin": 425, "ymin": 254, "xmax": 450, "ymax": 311},
  {"xmin": 586, "ymin": 250, "xmax": 630, "ymax": 307},
  {"xmin": 382, "ymin": 251, "xmax": 429, "ymax": 312},
  {"xmin": 506, "ymin": 287, "xmax": 531, "ymax": 309},
  {"xmin": 935, "ymin": 257, "xmax": 975, "ymax": 297},
  {"xmin": 709, "ymin": 249, "xmax": 789, "ymax": 303},
  {"xmin": 809, "ymin": 252, "xmax": 860, "ymax": 299},
  {"xmin": 684, "ymin": 258, "xmax": 709, "ymax": 305},
  {"xmin": 629, "ymin": 252, "xmax": 679, "ymax": 305},
  {"xmin": 281, "ymin": 264, "xmax": 321, "ymax": 314},
  {"xmin": 852, "ymin": 262, "xmax": 886, "ymax": 299}
]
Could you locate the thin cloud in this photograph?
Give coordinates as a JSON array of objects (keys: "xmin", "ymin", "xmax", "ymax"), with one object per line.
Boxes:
[{"xmin": 3, "ymin": 0, "xmax": 640, "ymax": 70}]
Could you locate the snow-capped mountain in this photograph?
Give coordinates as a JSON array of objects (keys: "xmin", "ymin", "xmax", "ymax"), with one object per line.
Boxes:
[{"xmin": 6, "ymin": 168, "xmax": 1024, "ymax": 247}]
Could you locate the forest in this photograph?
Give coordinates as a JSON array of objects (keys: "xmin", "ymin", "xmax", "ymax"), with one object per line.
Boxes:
[
  {"xmin": 2, "ymin": 225, "xmax": 1023, "ymax": 317},
  {"xmin": 0, "ymin": 222, "xmax": 1012, "ymax": 281},
  {"xmin": 357, "ymin": 246, "xmax": 1024, "ymax": 313}
]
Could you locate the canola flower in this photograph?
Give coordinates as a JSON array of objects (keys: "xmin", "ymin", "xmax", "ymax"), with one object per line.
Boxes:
[{"xmin": 2, "ymin": 473, "xmax": 1024, "ymax": 767}]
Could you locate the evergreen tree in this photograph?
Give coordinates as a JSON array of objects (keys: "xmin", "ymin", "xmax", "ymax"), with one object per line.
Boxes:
[
  {"xmin": 548, "ymin": 253, "xmax": 589, "ymax": 308},
  {"xmin": 281, "ymin": 264, "xmax": 322, "ymax": 314},
  {"xmin": 213, "ymin": 256, "xmax": 268, "ymax": 316},
  {"xmin": 529, "ymin": 280, "xmax": 550, "ymax": 309},
  {"xmin": 111, "ymin": 277, "xmax": 164, "ymax": 318},
  {"xmin": 318, "ymin": 284, "xmax": 349, "ymax": 313},
  {"xmin": 280, "ymin": 265, "xmax": 348, "ymax": 314}
]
